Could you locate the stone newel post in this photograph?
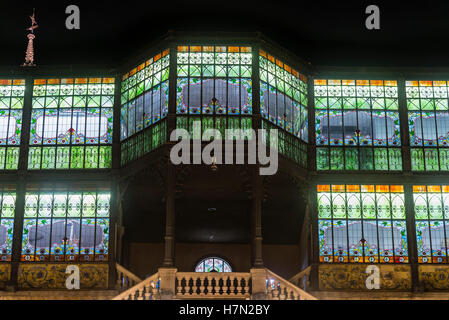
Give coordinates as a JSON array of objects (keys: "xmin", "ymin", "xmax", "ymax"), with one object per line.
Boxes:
[
  {"xmin": 158, "ymin": 267, "xmax": 177, "ymax": 300},
  {"xmin": 250, "ymin": 268, "xmax": 267, "ymax": 300}
]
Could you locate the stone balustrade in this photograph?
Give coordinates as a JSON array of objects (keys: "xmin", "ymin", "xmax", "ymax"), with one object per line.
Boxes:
[
  {"xmin": 266, "ymin": 269, "xmax": 317, "ymax": 300},
  {"xmin": 176, "ymin": 272, "xmax": 251, "ymax": 299},
  {"xmin": 115, "ymin": 263, "xmax": 143, "ymax": 293},
  {"xmin": 111, "ymin": 266, "xmax": 318, "ymax": 300},
  {"xmin": 288, "ymin": 266, "xmax": 312, "ymax": 291},
  {"xmin": 113, "ymin": 270, "xmax": 160, "ymax": 300}
]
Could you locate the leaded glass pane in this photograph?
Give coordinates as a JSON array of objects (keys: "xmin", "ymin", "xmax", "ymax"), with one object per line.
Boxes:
[
  {"xmin": 315, "ymin": 79, "xmax": 402, "ymax": 172},
  {"xmin": 29, "ymin": 78, "xmax": 114, "ymax": 170},
  {"xmin": 318, "ymin": 184, "xmax": 408, "ymax": 264},
  {"xmin": 414, "ymin": 185, "xmax": 449, "ymax": 263},
  {"xmin": 21, "ymin": 189, "xmax": 110, "ymax": 262},
  {"xmin": 407, "ymin": 81, "xmax": 449, "ymax": 171}
]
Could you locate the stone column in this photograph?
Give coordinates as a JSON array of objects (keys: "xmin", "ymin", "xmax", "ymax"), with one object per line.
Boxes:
[
  {"xmin": 8, "ymin": 75, "xmax": 33, "ymax": 291},
  {"xmin": 251, "ymin": 168, "xmax": 264, "ymax": 268},
  {"xmin": 163, "ymin": 163, "xmax": 176, "ymax": 267},
  {"xmin": 404, "ymin": 183, "xmax": 421, "ymax": 291},
  {"xmin": 308, "ymin": 185, "xmax": 320, "ymax": 291}
]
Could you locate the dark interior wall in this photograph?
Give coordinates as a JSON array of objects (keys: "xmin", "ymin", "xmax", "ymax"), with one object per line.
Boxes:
[
  {"xmin": 127, "ymin": 242, "xmax": 301, "ymax": 280},
  {"xmin": 126, "ymin": 243, "xmax": 165, "ymax": 278},
  {"xmin": 263, "ymin": 245, "xmax": 302, "ymax": 279}
]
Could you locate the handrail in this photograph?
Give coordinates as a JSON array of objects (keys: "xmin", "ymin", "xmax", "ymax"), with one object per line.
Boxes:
[
  {"xmin": 288, "ymin": 266, "xmax": 311, "ymax": 290},
  {"xmin": 116, "ymin": 263, "xmax": 143, "ymax": 283},
  {"xmin": 115, "ymin": 263, "xmax": 143, "ymax": 292},
  {"xmin": 113, "ymin": 272, "xmax": 160, "ymax": 300},
  {"xmin": 266, "ymin": 268, "xmax": 317, "ymax": 300}
]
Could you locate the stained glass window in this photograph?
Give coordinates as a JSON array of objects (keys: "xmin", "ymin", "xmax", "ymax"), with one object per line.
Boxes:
[
  {"xmin": 261, "ymin": 120, "xmax": 307, "ymax": 167},
  {"xmin": 176, "ymin": 46, "xmax": 252, "ymax": 116},
  {"xmin": 314, "ymin": 80, "xmax": 402, "ymax": 171},
  {"xmin": 22, "ymin": 189, "xmax": 110, "ymax": 262},
  {"xmin": 0, "ymin": 188, "xmax": 16, "ymax": 262},
  {"xmin": 120, "ymin": 49, "xmax": 170, "ymax": 141},
  {"xmin": 413, "ymin": 185, "xmax": 449, "ymax": 263},
  {"xmin": 318, "ymin": 184, "xmax": 408, "ymax": 264},
  {"xmin": 406, "ymin": 81, "xmax": 449, "ymax": 171},
  {"xmin": 0, "ymin": 79, "xmax": 25, "ymax": 170},
  {"xmin": 28, "ymin": 78, "xmax": 114, "ymax": 170},
  {"xmin": 194, "ymin": 257, "xmax": 232, "ymax": 272},
  {"xmin": 121, "ymin": 119, "xmax": 167, "ymax": 166},
  {"xmin": 259, "ymin": 50, "xmax": 308, "ymax": 142}
]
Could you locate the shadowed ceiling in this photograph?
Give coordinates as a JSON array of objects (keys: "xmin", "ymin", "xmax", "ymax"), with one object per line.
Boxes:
[{"xmin": 122, "ymin": 165, "xmax": 306, "ymax": 245}]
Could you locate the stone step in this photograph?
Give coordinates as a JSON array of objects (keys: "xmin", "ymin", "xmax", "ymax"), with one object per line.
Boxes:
[
  {"xmin": 311, "ymin": 290, "xmax": 449, "ymax": 300},
  {"xmin": 0, "ymin": 290, "xmax": 119, "ymax": 300}
]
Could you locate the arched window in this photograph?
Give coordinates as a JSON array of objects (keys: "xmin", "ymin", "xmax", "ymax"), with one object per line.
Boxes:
[{"xmin": 194, "ymin": 257, "xmax": 232, "ymax": 272}]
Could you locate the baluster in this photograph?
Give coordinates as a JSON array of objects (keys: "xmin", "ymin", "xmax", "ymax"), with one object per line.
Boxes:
[
  {"xmin": 289, "ymin": 289, "xmax": 295, "ymax": 300},
  {"xmin": 190, "ymin": 276, "xmax": 196, "ymax": 296},
  {"xmin": 279, "ymin": 285, "xmax": 286, "ymax": 300},
  {"xmin": 222, "ymin": 275, "xmax": 228, "ymax": 296},
  {"xmin": 217, "ymin": 275, "xmax": 223, "ymax": 296},
  {"xmin": 199, "ymin": 275, "xmax": 205, "ymax": 296},
  {"xmin": 116, "ymin": 271, "xmax": 122, "ymax": 290},
  {"xmin": 305, "ymin": 274, "xmax": 310, "ymax": 291},
  {"xmin": 228, "ymin": 276, "xmax": 234, "ymax": 296},
  {"xmin": 237, "ymin": 276, "xmax": 243, "ymax": 296},
  {"xmin": 176, "ymin": 276, "xmax": 182, "ymax": 296},
  {"xmin": 144, "ymin": 285, "xmax": 151, "ymax": 300},
  {"xmin": 138, "ymin": 286, "xmax": 146, "ymax": 300},
  {"xmin": 231, "ymin": 276, "xmax": 239, "ymax": 296},
  {"xmin": 244, "ymin": 275, "xmax": 250, "ymax": 295},
  {"xmin": 206, "ymin": 275, "xmax": 213, "ymax": 296},
  {"xmin": 272, "ymin": 285, "xmax": 280, "ymax": 300}
]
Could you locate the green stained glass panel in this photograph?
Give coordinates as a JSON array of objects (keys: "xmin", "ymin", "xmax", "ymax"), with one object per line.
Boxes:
[
  {"xmin": 347, "ymin": 194, "xmax": 361, "ymax": 218},
  {"xmin": 374, "ymin": 148, "xmax": 388, "ymax": 171},
  {"xmin": 411, "ymin": 149, "xmax": 425, "ymax": 171},
  {"xmin": 318, "ymin": 193, "xmax": 331, "ymax": 218},
  {"xmin": 376, "ymin": 194, "xmax": 391, "ymax": 219},
  {"xmin": 414, "ymin": 194, "xmax": 428, "ymax": 220},
  {"xmin": 317, "ymin": 148, "xmax": 329, "ymax": 170},
  {"xmin": 330, "ymin": 149, "xmax": 344, "ymax": 170},
  {"xmin": 345, "ymin": 149, "xmax": 358, "ymax": 170},
  {"xmin": 332, "ymin": 193, "xmax": 346, "ymax": 218},
  {"xmin": 362, "ymin": 194, "xmax": 376, "ymax": 219}
]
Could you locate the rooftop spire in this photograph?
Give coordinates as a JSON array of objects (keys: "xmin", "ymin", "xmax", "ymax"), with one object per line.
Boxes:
[{"xmin": 22, "ymin": 8, "xmax": 39, "ymax": 67}]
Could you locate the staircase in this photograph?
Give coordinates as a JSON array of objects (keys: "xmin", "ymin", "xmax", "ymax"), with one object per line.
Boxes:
[{"xmin": 112, "ymin": 264, "xmax": 317, "ymax": 300}]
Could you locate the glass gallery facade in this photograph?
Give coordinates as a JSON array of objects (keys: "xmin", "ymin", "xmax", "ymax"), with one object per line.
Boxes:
[{"xmin": 0, "ymin": 33, "xmax": 448, "ymax": 291}]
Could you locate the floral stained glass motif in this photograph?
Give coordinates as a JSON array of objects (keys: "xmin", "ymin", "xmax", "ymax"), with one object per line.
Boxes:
[
  {"xmin": 21, "ymin": 189, "xmax": 110, "ymax": 262},
  {"xmin": 0, "ymin": 79, "xmax": 25, "ymax": 170},
  {"xmin": 314, "ymin": 80, "xmax": 402, "ymax": 171},
  {"xmin": 413, "ymin": 185, "xmax": 449, "ymax": 263},
  {"xmin": 176, "ymin": 46, "xmax": 252, "ymax": 116},
  {"xmin": 406, "ymin": 81, "xmax": 449, "ymax": 171},
  {"xmin": 120, "ymin": 49, "xmax": 170, "ymax": 141},
  {"xmin": 194, "ymin": 257, "xmax": 232, "ymax": 272},
  {"xmin": 318, "ymin": 184, "xmax": 408, "ymax": 264},
  {"xmin": 0, "ymin": 188, "xmax": 16, "ymax": 262},
  {"xmin": 259, "ymin": 50, "xmax": 308, "ymax": 143},
  {"xmin": 29, "ymin": 78, "xmax": 114, "ymax": 169}
]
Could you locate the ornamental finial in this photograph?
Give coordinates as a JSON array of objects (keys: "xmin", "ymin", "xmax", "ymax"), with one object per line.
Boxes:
[{"xmin": 22, "ymin": 8, "xmax": 38, "ymax": 67}]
